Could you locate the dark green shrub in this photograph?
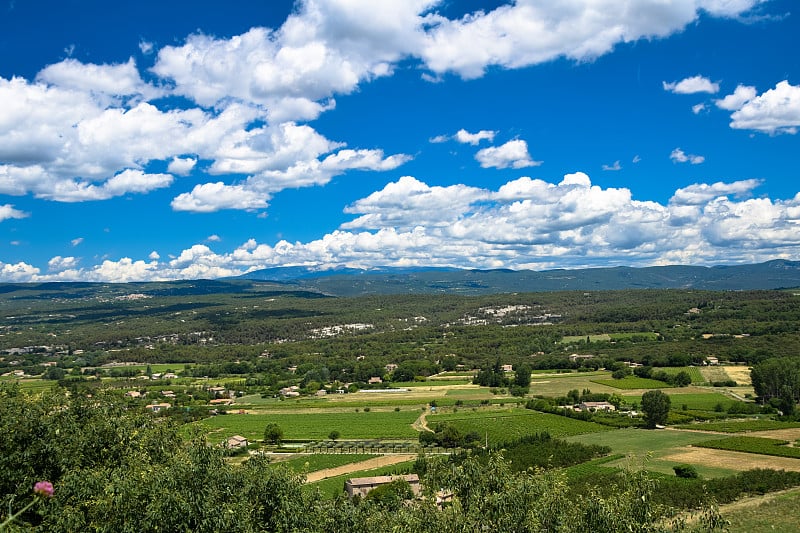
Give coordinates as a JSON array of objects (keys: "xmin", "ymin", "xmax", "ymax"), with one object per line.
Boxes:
[{"xmin": 673, "ymin": 464, "xmax": 699, "ymax": 478}]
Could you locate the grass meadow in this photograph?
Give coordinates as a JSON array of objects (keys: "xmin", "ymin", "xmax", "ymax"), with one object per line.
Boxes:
[
  {"xmin": 724, "ymin": 488, "xmax": 800, "ymax": 533},
  {"xmin": 193, "ymin": 409, "xmax": 421, "ymax": 442},
  {"xmin": 565, "ymin": 428, "xmax": 734, "ymax": 477}
]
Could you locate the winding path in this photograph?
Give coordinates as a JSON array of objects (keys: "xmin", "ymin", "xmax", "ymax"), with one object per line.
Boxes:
[{"xmin": 412, "ymin": 410, "xmax": 433, "ymax": 433}]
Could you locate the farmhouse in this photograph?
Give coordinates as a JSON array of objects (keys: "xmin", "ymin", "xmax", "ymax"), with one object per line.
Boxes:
[
  {"xmin": 145, "ymin": 402, "xmax": 171, "ymax": 413},
  {"xmin": 579, "ymin": 401, "xmax": 616, "ymax": 412},
  {"xmin": 209, "ymin": 398, "xmax": 234, "ymax": 405},
  {"xmin": 225, "ymin": 435, "xmax": 249, "ymax": 449},
  {"xmin": 345, "ymin": 474, "xmax": 421, "ymax": 498},
  {"xmin": 207, "ymin": 386, "xmax": 228, "ymax": 397}
]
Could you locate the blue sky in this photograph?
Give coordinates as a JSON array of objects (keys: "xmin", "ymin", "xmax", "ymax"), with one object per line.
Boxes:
[{"xmin": 1, "ymin": 0, "xmax": 799, "ymax": 282}]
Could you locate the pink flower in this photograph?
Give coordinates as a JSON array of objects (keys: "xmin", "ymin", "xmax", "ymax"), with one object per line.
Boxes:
[{"xmin": 33, "ymin": 481, "xmax": 54, "ymax": 498}]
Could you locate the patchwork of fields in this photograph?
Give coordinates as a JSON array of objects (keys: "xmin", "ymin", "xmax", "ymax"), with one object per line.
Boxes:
[{"xmin": 179, "ymin": 364, "xmax": 800, "ymax": 501}]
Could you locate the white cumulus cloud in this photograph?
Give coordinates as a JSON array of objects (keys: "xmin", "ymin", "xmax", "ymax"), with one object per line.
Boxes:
[
  {"xmin": 663, "ymin": 75, "xmax": 719, "ymax": 94},
  {"xmin": 0, "ymin": 204, "xmax": 28, "ymax": 222},
  {"xmin": 670, "ymin": 179, "xmax": 762, "ymax": 205},
  {"xmin": 167, "ymin": 156, "xmax": 198, "ymax": 176},
  {"xmin": 475, "ymin": 139, "xmax": 541, "ymax": 169},
  {"xmin": 728, "ymin": 81, "xmax": 800, "ymax": 134},
  {"xmin": 48, "ymin": 255, "xmax": 80, "ymax": 272},
  {"xmin": 670, "ymin": 148, "xmax": 705, "ymax": 165},
  {"xmin": 715, "ymin": 84, "xmax": 757, "ymax": 110},
  {"xmin": 171, "ymin": 182, "xmax": 269, "ymax": 213},
  {"xmin": 455, "ymin": 129, "xmax": 497, "ymax": 145},
  {"xmin": 7, "ymin": 172, "xmax": 800, "ymax": 282},
  {"xmin": 419, "ymin": 1, "xmax": 761, "ymax": 78},
  {"xmin": 36, "ymin": 58, "xmax": 162, "ymax": 101}
]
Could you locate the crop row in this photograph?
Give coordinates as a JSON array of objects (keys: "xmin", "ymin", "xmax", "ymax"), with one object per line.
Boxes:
[{"xmin": 695, "ymin": 436, "xmax": 800, "ymax": 459}]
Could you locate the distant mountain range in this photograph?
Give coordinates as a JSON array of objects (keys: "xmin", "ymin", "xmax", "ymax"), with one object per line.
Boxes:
[{"xmin": 237, "ymin": 259, "xmax": 800, "ymax": 296}]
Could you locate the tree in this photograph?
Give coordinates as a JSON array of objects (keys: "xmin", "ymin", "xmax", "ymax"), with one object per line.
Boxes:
[
  {"xmin": 363, "ymin": 479, "xmax": 413, "ymax": 510},
  {"xmin": 328, "ymin": 430, "xmax": 340, "ymax": 441},
  {"xmin": 264, "ymin": 422, "xmax": 284, "ymax": 445},
  {"xmin": 641, "ymin": 389, "xmax": 671, "ymax": 428},
  {"xmin": 751, "ymin": 357, "xmax": 800, "ymax": 405},
  {"xmin": 513, "ymin": 363, "xmax": 531, "ymax": 388},
  {"xmin": 673, "ymin": 371, "xmax": 692, "ymax": 387}
]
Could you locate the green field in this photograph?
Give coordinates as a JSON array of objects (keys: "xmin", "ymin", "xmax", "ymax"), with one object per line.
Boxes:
[
  {"xmin": 696, "ymin": 436, "xmax": 800, "ymax": 459},
  {"xmin": 444, "ymin": 388, "xmax": 493, "ymax": 399},
  {"xmin": 430, "ymin": 408, "xmax": 609, "ymax": 444},
  {"xmin": 392, "ymin": 380, "xmax": 472, "ymax": 387},
  {"xmin": 665, "ymin": 392, "xmax": 740, "ymax": 411},
  {"xmin": 271, "ymin": 454, "xmax": 377, "ymax": 473},
  {"xmin": 528, "ymin": 372, "xmax": 624, "ymax": 397},
  {"xmin": 565, "ymin": 428, "xmax": 732, "ymax": 477},
  {"xmin": 725, "ymin": 488, "xmax": 800, "ymax": 533},
  {"xmin": 560, "ymin": 332, "xmax": 659, "ymax": 343},
  {"xmin": 4, "ymin": 378, "xmax": 56, "ymax": 392},
  {"xmin": 193, "ymin": 410, "xmax": 421, "ymax": 442},
  {"xmin": 655, "ymin": 366, "xmax": 705, "ymax": 383},
  {"xmin": 675, "ymin": 419, "xmax": 800, "ymax": 433},
  {"xmin": 591, "ymin": 376, "xmax": 671, "ymax": 389}
]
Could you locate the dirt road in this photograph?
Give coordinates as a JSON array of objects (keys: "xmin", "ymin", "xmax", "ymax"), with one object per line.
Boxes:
[{"xmin": 305, "ymin": 454, "xmax": 417, "ymax": 483}]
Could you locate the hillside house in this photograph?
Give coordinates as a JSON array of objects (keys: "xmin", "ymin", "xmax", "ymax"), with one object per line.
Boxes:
[
  {"xmin": 209, "ymin": 398, "xmax": 234, "ymax": 406},
  {"xmin": 345, "ymin": 474, "xmax": 421, "ymax": 498},
  {"xmin": 145, "ymin": 403, "xmax": 171, "ymax": 413},
  {"xmin": 207, "ymin": 386, "xmax": 228, "ymax": 398},
  {"xmin": 579, "ymin": 401, "xmax": 616, "ymax": 412},
  {"xmin": 225, "ymin": 435, "xmax": 249, "ymax": 449}
]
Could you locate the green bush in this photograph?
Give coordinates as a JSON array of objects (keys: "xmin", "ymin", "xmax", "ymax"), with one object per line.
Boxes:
[{"xmin": 673, "ymin": 464, "xmax": 699, "ymax": 479}]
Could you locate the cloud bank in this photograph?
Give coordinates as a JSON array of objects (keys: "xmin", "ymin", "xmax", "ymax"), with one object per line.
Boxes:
[{"xmin": 5, "ymin": 173, "xmax": 799, "ymax": 282}]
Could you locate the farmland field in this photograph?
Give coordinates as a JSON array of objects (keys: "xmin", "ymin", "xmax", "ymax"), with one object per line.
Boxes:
[
  {"xmin": 270, "ymin": 453, "xmax": 377, "ymax": 473},
  {"xmin": 393, "ymin": 379, "xmax": 472, "ymax": 387},
  {"xmin": 695, "ymin": 436, "xmax": 800, "ymax": 459},
  {"xmin": 527, "ymin": 372, "xmax": 624, "ymax": 396},
  {"xmin": 5, "ymin": 378, "xmax": 55, "ymax": 392},
  {"xmin": 565, "ymin": 428, "xmax": 734, "ymax": 477},
  {"xmin": 591, "ymin": 376, "xmax": 671, "ymax": 389},
  {"xmin": 193, "ymin": 410, "xmax": 420, "ymax": 442},
  {"xmin": 620, "ymin": 391, "xmax": 742, "ymax": 411},
  {"xmin": 655, "ymin": 366, "xmax": 705, "ymax": 383},
  {"xmin": 430, "ymin": 408, "xmax": 609, "ymax": 444},
  {"xmin": 675, "ymin": 420, "xmax": 800, "ymax": 433},
  {"xmin": 724, "ymin": 487, "xmax": 800, "ymax": 533}
]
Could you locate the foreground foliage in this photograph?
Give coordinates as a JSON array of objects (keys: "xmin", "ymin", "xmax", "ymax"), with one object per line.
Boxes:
[{"xmin": 1, "ymin": 385, "xmax": 729, "ymax": 532}]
